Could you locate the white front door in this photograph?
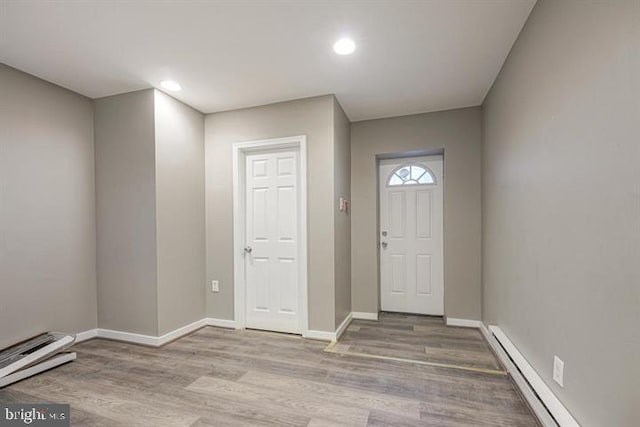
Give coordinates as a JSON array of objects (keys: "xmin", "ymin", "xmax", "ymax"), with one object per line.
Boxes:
[
  {"xmin": 379, "ymin": 156, "xmax": 444, "ymax": 315},
  {"xmin": 244, "ymin": 149, "xmax": 301, "ymax": 334}
]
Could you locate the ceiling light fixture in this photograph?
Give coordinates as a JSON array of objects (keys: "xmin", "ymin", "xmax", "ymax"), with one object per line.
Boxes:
[
  {"xmin": 160, "ymin": 80, "xmax": 182, "ymax": 91},
  {"xmin": 333, "ymin": 38, "xmax": 356, "ymax": 55}
]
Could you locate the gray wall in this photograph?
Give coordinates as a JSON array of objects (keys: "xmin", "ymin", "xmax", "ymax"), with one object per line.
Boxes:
[
  {"xmin": 0, "ymin": 64, "xmax": 97, "ymax": 348},
  {"xmin": 351, "ymin": 107, "xmax": 482, "ymax": 319},
  {"xmin": 95, "ymin": 89, "xmax": 206, "ymax": 337},
  {"xmin": 205, "ymin": 95, "xmax": 338, "ymax": 332},
  {"xmin": 482, "ymin": 0, "xmax": 640, "ymax": 425},
  {"xmin": 333, "ymin": 98, "xmax": 351, "ymax": 328},
  {"xmin": 154, "ymin": 90, "xmax": 206, "ymax": 335},
  {"xmin": 94, "ymin": 90, "xmax": 159, "ymax": 336}
]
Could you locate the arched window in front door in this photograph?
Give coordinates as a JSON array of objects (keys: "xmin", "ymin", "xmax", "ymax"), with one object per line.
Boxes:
[{"xmin": 387, "ymin": 163, "xmax": 436, "ymax": 186}]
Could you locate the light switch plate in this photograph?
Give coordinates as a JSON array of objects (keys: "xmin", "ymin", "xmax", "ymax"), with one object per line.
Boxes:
[
  {"xmin": 553, "ymin": 355, "xmax": 564, "ymax": 387},
  {"xmin": 211, "ymin": 280, "xmax": 219, "ymax": 292}
]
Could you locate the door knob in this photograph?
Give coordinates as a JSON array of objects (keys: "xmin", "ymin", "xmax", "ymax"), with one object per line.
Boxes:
[
  {"xmin": 244, "ymin": 246, "xmax": 252, "ymax": 253},
  {"xmin": 381, "ymin": 242, "xmax": 388, "ymax": 249}
]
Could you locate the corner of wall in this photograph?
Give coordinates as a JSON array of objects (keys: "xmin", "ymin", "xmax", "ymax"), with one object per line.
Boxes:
[
  {"xmin": 332, "ymin": 96, "xmax": 352, "ymax": 329},
  {"xmin": 94, "ymin": 89, "xmax": 159, "ymax": 337}
]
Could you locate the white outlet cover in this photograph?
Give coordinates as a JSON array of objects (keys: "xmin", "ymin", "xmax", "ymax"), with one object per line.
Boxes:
[{"xmin": 553, "ymin": 355, "xmax": 564, "ymax": 387}]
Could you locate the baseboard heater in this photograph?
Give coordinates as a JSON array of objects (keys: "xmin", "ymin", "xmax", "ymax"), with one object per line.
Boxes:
[
  {"xmin": 0, "ymin": 332, "xmax": 77, "ymax": 388},
  {"xmin": 484, "ymin": 326, "xmax": 580, "ymax": 427}
]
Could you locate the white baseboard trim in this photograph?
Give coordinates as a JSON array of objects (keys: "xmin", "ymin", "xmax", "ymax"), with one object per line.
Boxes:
[
  {"xmin": 92, "ymin": 328, "xmax": 159, "ymax": 346},
  {"xmin": 75, "ymin": 328, "xmax": 98, "ymax": 343},
  {"xmin": 479, "ymin": 321, "xmax": 490, "ymax": 337},
  {"xmin": 446, "ymin": 317, "xmax": 482, "ymax": 328},
  {"xmin": 484, "ymin": 325, "xmax": 579, "ymax": 427},
  {"xmin": 351, "ymin": 312, "xmax": 379, "ymax": 320},
  {"xmin": 76, "ymin": 314, "xmax": 350, "ymax": 347},
  {"xmin": 75, "ymin": 318, "xmax": 242, "ymax": 347},
  {"xmin": 304, "ymin": 329, "xmax": 335, "ymax": 341},
  {"xmin": 77, "ymin": 318, "xmax": 208, "ymax": 348},
  {"xmin": 156, "ymin": 318, "xmax": 208, "ymax": 345},
  {"xmin": 205, "ymin": 318, "xmax": 236, "ymax": 329},
  {"xmin": 305, "ymin": 312, "xmax": 355, "ymax": 342},
  {"xmin": 334, "ymin": 312, "xmax": 353, "ymax": 342}
]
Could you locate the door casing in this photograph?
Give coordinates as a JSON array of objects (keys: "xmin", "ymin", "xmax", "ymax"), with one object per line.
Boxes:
[{"xmin": 232, "ymin": 135, "xmax": 308, "ymax": 336}]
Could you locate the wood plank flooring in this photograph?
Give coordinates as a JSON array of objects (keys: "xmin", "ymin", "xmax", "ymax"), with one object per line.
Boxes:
[
  {"xmin": 0, "ymin": 315, "xmax": 539, "ymax": 426},
  {"xmin": 335, "ymin": 313, "xmax": 503, "ymax": 372}
]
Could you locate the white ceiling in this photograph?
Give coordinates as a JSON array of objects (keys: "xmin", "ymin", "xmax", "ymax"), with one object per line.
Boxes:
[{"xmin": 0, "ymin": 1, "xmax": 535, "ymax": 121}]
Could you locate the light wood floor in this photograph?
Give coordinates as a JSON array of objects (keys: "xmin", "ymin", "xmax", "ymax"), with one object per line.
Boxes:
[
  {"xmin": 0, "ymin": 315, "xmax": 539, "ymax": 426},
  {"xmin": 336, "ymin": 313, "xmax": 503, "ymax": 372}
]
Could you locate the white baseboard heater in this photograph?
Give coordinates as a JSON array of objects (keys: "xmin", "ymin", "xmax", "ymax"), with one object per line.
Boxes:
[
  {"xmin": 483, "ymin": 325, "xmax": 580, "ymax": 427},
  {"xmin": 0, "ymin": 332, "xmax": 77, "ymax": 388}
]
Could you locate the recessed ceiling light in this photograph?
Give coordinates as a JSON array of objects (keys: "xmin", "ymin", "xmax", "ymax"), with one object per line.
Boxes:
[
  {"xmin": 333, "ymin": 38, "xmax": 356, "ymax": 55},
  {"xmin": 160, "ymin": 80, "xmax": 182, "ymax": 91}
]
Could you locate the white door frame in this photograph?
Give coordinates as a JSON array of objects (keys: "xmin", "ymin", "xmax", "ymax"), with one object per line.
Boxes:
[{"xmin": 232, "ymin": 135, "xmax": 308, "ymax": 336}]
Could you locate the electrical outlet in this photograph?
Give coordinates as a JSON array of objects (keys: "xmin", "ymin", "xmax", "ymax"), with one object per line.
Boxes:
[
  {"xmin": 553, "ymin": 356, "xmax": 564, "ymax": 387},
  {"xmin": 211, "ymin": 280, "xmax": 219, "ymax": 293}
]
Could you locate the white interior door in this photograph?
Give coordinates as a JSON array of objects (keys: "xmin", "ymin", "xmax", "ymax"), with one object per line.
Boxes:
[
  {"xmin": 379, "ymin": 156, "xmax": 444, "ymax": 315},
  {"xmin": 244, "ymin": 149, "xmax": 301, "ymax": 334}
]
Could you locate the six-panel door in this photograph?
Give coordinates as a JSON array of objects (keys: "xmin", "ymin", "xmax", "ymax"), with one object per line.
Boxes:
[{"xmin": 245, "ymin": 149, "xmax": 301, "ymax": 334}]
